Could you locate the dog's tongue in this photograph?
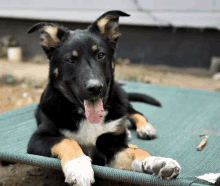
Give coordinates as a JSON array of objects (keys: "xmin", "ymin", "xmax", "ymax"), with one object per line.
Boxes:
[{"xmin": 84, "ymin": 99, "xmax": 104, "ymax": 124}]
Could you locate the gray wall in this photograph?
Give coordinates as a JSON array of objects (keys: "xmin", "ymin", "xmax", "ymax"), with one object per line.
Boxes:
[
  {"xmin": 1, "ymin": 18, "xmax": 220, "ymax": 68},
  {"xmin": 118, "ymin": 26, "xmax": 220, "ymax": 68},
  {"xmin": 1, "ymin": 0, "xmax": 220, "ymax": 28}
]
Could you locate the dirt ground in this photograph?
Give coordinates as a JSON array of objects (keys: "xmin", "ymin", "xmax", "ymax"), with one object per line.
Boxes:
[{"xmin": 0, "ymin": 60, "xmax": 220, "ymax": 186}]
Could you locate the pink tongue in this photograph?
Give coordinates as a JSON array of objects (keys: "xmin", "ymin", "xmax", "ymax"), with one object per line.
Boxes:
[{"xmin": 84, "ymin": 99, "xmax": 104, "ymax": 124}]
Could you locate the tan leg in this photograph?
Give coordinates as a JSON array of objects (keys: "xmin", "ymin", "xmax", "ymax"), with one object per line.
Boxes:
[
  {"xmin": 127, "ymin": 113, "xmax": 157, "ymax": 139},
  {"xmin": 51, "ymin": 138, "xmax": 84, "ymax": 167},
  {"xmin": 107, "ymin": 144, "xmax": 150, "ymax": 171},
  {"xmin": 107, "ymin": 144, "xmax": 181, "ymax": 180},
  {"xmin": 51, "ymin": 138, "xmax": 94, "ymax": 186}
]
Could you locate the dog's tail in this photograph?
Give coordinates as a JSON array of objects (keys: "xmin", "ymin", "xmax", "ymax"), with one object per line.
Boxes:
[{"xmin": 128, "ymin": 93, "xmax": 161, "ymax": 107}]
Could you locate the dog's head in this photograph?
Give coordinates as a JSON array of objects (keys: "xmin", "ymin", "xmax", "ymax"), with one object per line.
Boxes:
[{"xmin": 28, "ymin": 10, "xmax": 129, "ymax": 123}]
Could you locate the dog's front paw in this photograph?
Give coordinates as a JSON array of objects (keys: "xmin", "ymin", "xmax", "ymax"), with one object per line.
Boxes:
[
  {"xmin": 137, "ymin": 123, "xmax": 157, "ymax": 139},
  {"xmin": 132, "ymin": 156, "xmax": 181, "ymax": 180},
  {"xmin": 63, "ymin": 155, "xmax": 95, "ymax": 186}
]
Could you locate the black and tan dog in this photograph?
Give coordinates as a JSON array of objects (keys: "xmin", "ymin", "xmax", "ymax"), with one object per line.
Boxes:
[{"xmin": 27, "ymin": 10, "xmax": 181, "ymax": 186}]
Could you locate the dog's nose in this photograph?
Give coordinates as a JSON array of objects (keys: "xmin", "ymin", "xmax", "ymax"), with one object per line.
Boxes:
[{"xmin": 86, "ymin": 79, "xmax": 103, "ymax": 95}]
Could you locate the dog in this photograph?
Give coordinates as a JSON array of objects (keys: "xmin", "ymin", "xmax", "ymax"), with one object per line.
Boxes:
[{"xmin": 27, "ymin": 10, "xmax": 181, "ymax": 186}]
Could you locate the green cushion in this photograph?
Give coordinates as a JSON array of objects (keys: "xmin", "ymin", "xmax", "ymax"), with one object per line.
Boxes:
[{"xmin": 1, "ymin": 81, "xmax": 219, "ymax": 186}]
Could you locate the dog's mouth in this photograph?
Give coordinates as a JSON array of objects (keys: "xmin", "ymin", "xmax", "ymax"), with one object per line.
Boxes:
[{"xmin": 84, "ymin": 98, "xmax": 104, "ymax": 124}]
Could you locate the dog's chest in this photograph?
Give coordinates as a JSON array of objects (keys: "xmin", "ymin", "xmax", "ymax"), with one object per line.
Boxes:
[{"xmin": 60, "ymin": 114, "xmax": 125, "ymax": 158}]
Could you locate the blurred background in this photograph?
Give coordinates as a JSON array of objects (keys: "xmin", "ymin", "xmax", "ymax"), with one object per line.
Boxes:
[
  {"xmin": 0, "ymin": 0, "xmax": 220, "ymax": 185},
  {"xmin": 1, "ymin": 0, "xmax": 220, "ymax": 111},
  {"xmin": 1, "ymin": 0, "xmax": 220, "ymax": 66}
]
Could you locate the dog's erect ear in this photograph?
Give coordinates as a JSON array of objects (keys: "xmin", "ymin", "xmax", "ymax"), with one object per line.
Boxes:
[
  {"xmin": 89, "ymin": 10, "xmax": 130, "ymax": 42},
  {"xmin": 27, "ymin": 22, "xmax": 68, "ymax": 56}
]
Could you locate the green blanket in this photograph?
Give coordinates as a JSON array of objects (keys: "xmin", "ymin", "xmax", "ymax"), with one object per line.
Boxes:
[{"xmin": 0, "ymin": 81, "xmax": 220, "ymax": 186}]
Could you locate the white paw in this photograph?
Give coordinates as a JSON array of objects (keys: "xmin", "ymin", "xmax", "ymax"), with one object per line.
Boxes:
[
  {"xmin": 132, "ymin": 156, "xmax": 181, "ymax": 180},
  {"xmin": 63, "ymin": 155, "xmax": 95, "ymax": 186},
  {"xmin": 137, "ymin": 123, "xmax": 157, "ymax": 139}
]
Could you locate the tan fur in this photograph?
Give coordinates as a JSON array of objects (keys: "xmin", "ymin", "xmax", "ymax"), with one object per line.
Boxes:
[
  {"xmin": 44, "ymin": 27, "xmax": 59, "ymax": 43},
  {"xmin": 133, "ymin": 148, "xmax": 151, "ymax": 161},
  {"xmin": 39, "ymin": 26, "xmax": 59, "ymax": 48},
  {"xmin": 92, "ymin": 45, "xmax": 98, "ymax": 52},
  {"xmin": 97, "ymin": 18, "xmax": 109, "ymax": 35},
  {"xmin": 127, "ymin": 113, "xmax": 155, "ymax": 131},
  {"xmin": 72, "ymin": 50, "xmax": 78, "ymax": 57},
  {"xmin": 51, "ymin": 138, "xmax": 84, "ymax": 167},
  {"xmin": 104, "ymin": 30, "xmax": 121, "ymax": 41},
  {"xmin": 128, "ymin": 144, "xmax": 138, "ymax": 149},
  {"xmin": 96, "ymin": 18, "xmax": 121, "ymax": 40},
  {"xmin": 107, "ymin": 147, "xmax": 151, "ymax": 170}
]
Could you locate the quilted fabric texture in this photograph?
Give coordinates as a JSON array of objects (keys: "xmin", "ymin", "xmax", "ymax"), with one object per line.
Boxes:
[{"xmin": 0, "ymin": 82, "xmax": 219, "ymax": 186}]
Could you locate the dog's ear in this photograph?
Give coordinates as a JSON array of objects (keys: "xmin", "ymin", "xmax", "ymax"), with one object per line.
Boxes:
[
  {"xmin": 27, "ymin": 22, "xmax": 68, "ymax": 57},
  {"xmin": 89, "ymin": 10, "xmax": 130, "ymax": 43}
]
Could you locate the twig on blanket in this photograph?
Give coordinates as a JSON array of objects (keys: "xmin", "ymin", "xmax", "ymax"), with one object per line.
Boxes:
[
  {"xmin": 199, "ymin": 133, "xmax": 206, "ymax": 137},
  {"xmin": 197, "ymin": 138, "xmax": 207, "ymax": 151}
]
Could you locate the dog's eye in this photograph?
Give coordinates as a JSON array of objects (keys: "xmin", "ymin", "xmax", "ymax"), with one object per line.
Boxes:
[
  {"xmin": 98, "ymin": 53, "xmax": 105, "ymax": 59},
  {"xmin": 67, "ymin": 58, "xmax": 74, "ymax": 63}
]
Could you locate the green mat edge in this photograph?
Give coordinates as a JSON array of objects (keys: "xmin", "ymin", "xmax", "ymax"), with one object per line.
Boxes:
[{"xmin": 0, "ymin": 151, "xmax": 204, "ymax": 186}]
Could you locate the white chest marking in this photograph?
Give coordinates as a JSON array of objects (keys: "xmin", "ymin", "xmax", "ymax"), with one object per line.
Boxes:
[{"xmin": 61, "ymin": 113, "xmax": 126, "ymax": 148}]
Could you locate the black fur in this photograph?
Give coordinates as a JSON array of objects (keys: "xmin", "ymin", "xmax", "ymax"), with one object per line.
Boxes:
[
  {"xmin": 27, "ymin": 10, "xmax": 161, "ymax": 166},
  {"xmin": 128, "ymin": 93, "xmax": 161, "ymax": 107}
]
